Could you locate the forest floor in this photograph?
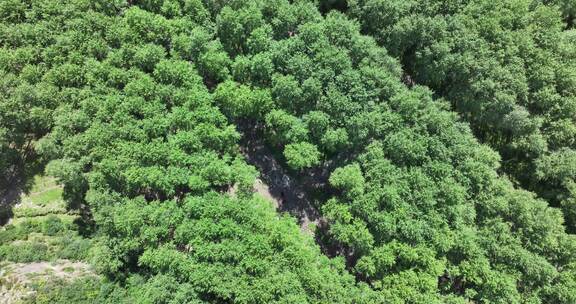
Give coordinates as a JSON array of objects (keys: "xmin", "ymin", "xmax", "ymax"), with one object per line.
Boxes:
[
  {"xmin": 237, "ymin": 124, "xmax": 345, "ymax": 237},
  {"xmin": 239, "ymin": 127, "xmax": 323, "ymax": 235},
  {"xmin": 0, "ymin": 176, "xmax": 94, "ymax": 304},
  {"xmin": 238, "ymin": 123, "xmax": 355, "ymax": 259}
]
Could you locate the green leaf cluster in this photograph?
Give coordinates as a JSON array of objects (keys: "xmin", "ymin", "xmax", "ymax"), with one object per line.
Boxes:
[{"xmin": 2, "ymin": 0, "xmax": 576, "ymax": 303}]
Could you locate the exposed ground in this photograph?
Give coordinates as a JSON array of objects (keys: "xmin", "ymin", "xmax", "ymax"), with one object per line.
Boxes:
[
  {"xmin": 237, "ymin": 123, "xmax": 349, "ymax": 236},
  {"xmin": 0, "ymin": 176, "xmax": 94, "ymax": 304},
  {"xmin": 0, "ymin": 260, "xmax": 93, "ymax": 304},
  {"xmin": 237, "ymin": 124, "xmax": 356, "ymax": 259},
  {"xmin": 239, "ymin": 128, "xmax": 323, "ymax": 235}
]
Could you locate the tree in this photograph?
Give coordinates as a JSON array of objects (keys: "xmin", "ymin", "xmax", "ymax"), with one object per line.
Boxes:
[
  {"xmin": 284, "ymin": 142, "xmax": 322, "ymax": 170},
  {"xmin": 329, "ymin": 163, "xmax": 365, "ymax": 199},
  {"xmin": 347, "ymin": 0, "xmax": 576, "ymax": 230},
  {"xmin": 8, "ymin": 2, "xmax": 374, "ymax": 302},
  {"xmin": 3, "ymin": 1, "xmax": 576, "ymax": 303}
]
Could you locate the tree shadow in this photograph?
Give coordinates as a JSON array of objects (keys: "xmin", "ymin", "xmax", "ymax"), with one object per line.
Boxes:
[
  {"xmin": 240, "ymin": 128, "xmax": 322, "ymax": 230},
  {"xmin": 0, "ymin": 188, "xmax": 19, "ymax": 225},
  {"xmin": 237, "ymin": 122, "xmax": 353, "ymax": 259},
  {"xmin": 0, "ymin": 153, "xmax": 57, "ymax": 226},
  {"xmin": 0, "ymin": 166, "xmax": 31, "ymax": 226},
  {"xmin": 319, "ymin": 0, "xmax": 349, "ymax": 15}
]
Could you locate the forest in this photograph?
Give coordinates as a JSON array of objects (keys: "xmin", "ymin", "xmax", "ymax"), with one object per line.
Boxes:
[{"xmin": 0, "ymin": 0, "xmax": 575, "ymax": 303}]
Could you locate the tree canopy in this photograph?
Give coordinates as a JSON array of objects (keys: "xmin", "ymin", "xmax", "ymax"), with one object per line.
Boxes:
[
  {"xmin": 347, "ymin": 0, "xmax": 576, "ymax": 232},
  {"xmin": 1, "ymin": 0, "xmax": 576, "ymax": 303}
]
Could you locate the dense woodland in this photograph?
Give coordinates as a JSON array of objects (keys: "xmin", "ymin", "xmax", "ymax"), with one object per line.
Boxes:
[
  {"xmin": 346, "ymin": 0, "xmax": 576, "ymax": 232},
  {"xmin": 0, "ymin": 0, "xmax": 575, "ymax": 303}
]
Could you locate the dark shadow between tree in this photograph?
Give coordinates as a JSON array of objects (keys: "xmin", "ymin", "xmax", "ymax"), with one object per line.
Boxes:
[
  {"xmin": 237, "ymin": 122, "xmax": 354, "ymax": 259},
  {"xmin": 239, "ymin": 123, "xmax": 321, "ymax": 230},
  {"xmin": 0, "ymin": 164, "xmax": 36, "ymax": 226}
]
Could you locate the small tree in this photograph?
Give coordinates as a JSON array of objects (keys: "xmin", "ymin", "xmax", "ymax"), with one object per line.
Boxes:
[{"xmin": 284, "ymin": 142, "xmax": 321, "ymax": 170}]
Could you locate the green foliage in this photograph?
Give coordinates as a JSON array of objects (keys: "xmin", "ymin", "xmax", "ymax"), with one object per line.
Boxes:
[
  {"xmin": 284, "ymin": 142, "xmax": 322, "ymax": 170},
  {"xmin": 25, "ymin": 277, "xmax": 103, "ymax": 304},
  {"xmin": 543, "ymin": 0, "xmax": 576, "ymax": 26},
  {"xmin": 2, "ymin": 0, "xmax": 576, "ymax": 303},
  {"xmin": 347, "ymin": 0, "xmax": 576, "ymax": 231},
  {"xmin": 42, "ymin": 215, "xmax": 65, "ymax": 236},
  {"xmin": 211, "ymin": 2, "xmax": 576, "ymax": 302},
  {"xmin": 214, "ymin": 80, "xmax": 273, "ymax": 119},
  {"xmin": 0, "ymin": 2, "xmax": 371, "ymax": 302},
  {"xmin": 329, "ymin": 164, "xmax": 365, "ymax": 199},
  {"xmin": 89, "ymin": 194, "xmax": 366, "ymax": 303}
]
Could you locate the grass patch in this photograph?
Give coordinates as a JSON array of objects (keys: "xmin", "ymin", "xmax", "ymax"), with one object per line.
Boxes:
[
  {"xmin": 0, "ymin": 216, "xmax": 92, "ymax": 263},
  {"xmin": 21, "ymin": 175, "xmax": 64, "ymax": 208},
  {"xmin": 0, "ymin": 234, "xmax": 91, "ymax": 263},
  {"xmin": 0, "ymin": 175, "xmax": 97, "ymax": 303},
  {"xmin": 27, "ymin": 188, "xmax": 64, "ymax": 207},
  {"xmin": 28, "ymin": 176, "xmax": 59, "ymax": 194},
  {"xmin": 24, "ymin": 276, "xmax": 104, "ymax": 304},
  {"xmin": 11, "ymin": 214, "xmax": 77, "ymax": 227},
  {"xmin": 0, "ymin": 242, "xmax": 50, "ymax": 263},
  {"xmin": 13, "ymin": 203, "xmax": 67, "ymax": 218}
]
